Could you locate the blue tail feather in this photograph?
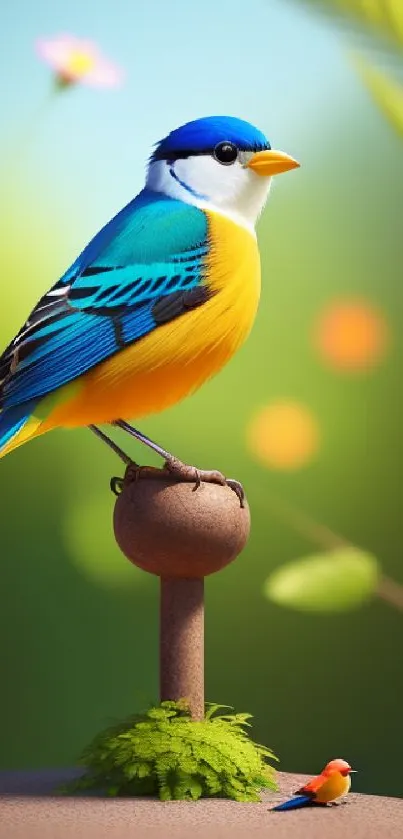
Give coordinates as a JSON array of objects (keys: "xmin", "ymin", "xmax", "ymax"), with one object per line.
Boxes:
[
  {"xmin": 273, "ymin": 795, "xmax": 312, "ymax": 811},
  {"xmin": 0, "ymin": 401, "xmax": 37, "ymax": 453}
]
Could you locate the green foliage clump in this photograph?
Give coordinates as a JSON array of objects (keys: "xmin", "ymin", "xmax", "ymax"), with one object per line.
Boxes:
[{"xmin": 64, "ymin": 700, "xmax": 278, "ymax": 801}]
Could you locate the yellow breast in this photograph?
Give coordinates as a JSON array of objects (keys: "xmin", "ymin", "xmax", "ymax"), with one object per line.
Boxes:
[
  {"xmin": 314, "ymin": 773, "xmax": 351, "ymax": 804},
  {"xmin": 47, "ymin": 210, "xmax": 261, "ymax": 429}
]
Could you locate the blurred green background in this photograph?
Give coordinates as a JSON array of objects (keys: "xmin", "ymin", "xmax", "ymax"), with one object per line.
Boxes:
[{"xmin": 1, "ymin": 0, "xmax": 402, "ymax": 798}]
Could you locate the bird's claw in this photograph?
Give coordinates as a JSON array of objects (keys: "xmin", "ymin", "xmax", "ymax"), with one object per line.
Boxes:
[
  {"xmin": 110, "ymin": 460, "xmax": 144, "ymax": 495},
  {"xmin": 163, "ymin": 457, "xmax": 245, "ymax": 507},
  {"xmin": 225, "ymin": 478, "xmax": 245, "ymax": 507},
  {"xmin": 110, "ymin": 476, "xmax": 124, "ymax": 496}
]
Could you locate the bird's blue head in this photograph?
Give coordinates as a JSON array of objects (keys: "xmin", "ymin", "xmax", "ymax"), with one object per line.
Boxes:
[
  {"xmin": 147, "ymin": 115, "xmax": 299, "ymax": 230},
  {"xmin": 151, "ymin": 115, "xmax": 271, "ymax": 162}
]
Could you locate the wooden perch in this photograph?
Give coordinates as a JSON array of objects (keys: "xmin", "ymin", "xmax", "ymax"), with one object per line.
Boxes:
[{"xmin": 113, "ymin": 467, "xmax": 250, "ymax": 719}]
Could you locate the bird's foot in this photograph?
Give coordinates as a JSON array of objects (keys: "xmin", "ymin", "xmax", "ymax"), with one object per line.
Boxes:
[
  {"xmin": 110, "ymin": 456, "xmax": 245, "ymax": 508},
  {"xmin": 108, "ymin": 421, "xmax": 245, "ymax": 506},
  {"xmin": 163, "ymin": 456, "xmax": 245, "ymax": 507},
  {"xmin": 110, "ymin": 461, "xmax": 165, "ymax": 495},
  {"xmin": 323, "ymin": 801, "xmax": 345, "ymax": 807}
]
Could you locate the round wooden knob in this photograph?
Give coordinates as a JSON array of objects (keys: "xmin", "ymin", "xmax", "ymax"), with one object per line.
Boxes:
[{"xmin": 113, "ymin": 475, "xmax": 250, "ymax": 578}]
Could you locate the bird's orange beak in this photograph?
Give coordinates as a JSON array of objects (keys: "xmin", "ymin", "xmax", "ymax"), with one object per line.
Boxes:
[{"xmin": 246, "ymin": 149, "xmax": 300, "ymax": 177}]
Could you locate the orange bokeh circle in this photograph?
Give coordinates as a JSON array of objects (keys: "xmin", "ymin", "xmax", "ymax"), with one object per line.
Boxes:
[
  {"xmin": 314, "ymin": 299, "xmax": 389, "ymax": 371},
  {"xmin": 247, "ymin": 401, "xmax": 320, "ymax": 471}
]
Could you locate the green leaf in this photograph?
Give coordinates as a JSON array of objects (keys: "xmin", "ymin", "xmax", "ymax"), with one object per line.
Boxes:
[
  {"xmin": 159, "ymin": 783, "xmax": 172, "ymax": 802},
  {"xmin": 189, "ymin": 778, "xmax": 203, "ymax": 800},
  {"xmin": 146, "ymin": 707, "xmax": 171, "ymax": 721},
  {"xmin": 353, "ymin": 55, "xmax": 403, "ymax": 136},
  {"xmin": 204, "ymin": 703, "xmax": 234, "ymax": 720},
  {"xmin": 139, "ymin": 764, "xmax": 151, "ymax": 779},
  {"xmin": 217, "ymin": 712, "xmax": 253, "ymax": 727},
  {"xmin": 264, "ymin": 547, "xmax": 379, "ymax": 612}
]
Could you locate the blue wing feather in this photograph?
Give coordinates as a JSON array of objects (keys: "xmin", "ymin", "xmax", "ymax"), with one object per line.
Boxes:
[
  {"xmin": 0, "ymin": 400, "xmax": 39, "ymax": 451},
  {"xmin": 0, "ymin": 190, "xmax": 209, "ymax": 409},
  {"xmin": 61, "ymin": 189, "xmax": 208, "ymax": 281},
  {"xmin": 69, "ymin": 259, "xmax": 203, "ymax": 311}
]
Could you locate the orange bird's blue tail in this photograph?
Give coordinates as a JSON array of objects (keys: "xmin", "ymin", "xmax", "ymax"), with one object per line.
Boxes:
[{"xmin": 273, "ymin": 794, "xmax": 312, "ymax": 811}]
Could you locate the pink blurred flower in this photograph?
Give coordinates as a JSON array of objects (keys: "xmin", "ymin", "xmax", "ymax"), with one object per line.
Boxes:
[{"xmin": 36, "ymin": 34, "xmax": 123, "ymax": 89}]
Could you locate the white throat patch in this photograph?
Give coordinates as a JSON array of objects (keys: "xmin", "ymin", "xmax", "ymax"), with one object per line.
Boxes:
[{"xmin": 146, "ymin": 158, "xmax": 272, "ymax": 236}]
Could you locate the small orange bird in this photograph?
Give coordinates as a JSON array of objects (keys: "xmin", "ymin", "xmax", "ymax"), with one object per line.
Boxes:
[{"xmin": 273, "ymin": 758, "xmax": 356, "ymax": 811}]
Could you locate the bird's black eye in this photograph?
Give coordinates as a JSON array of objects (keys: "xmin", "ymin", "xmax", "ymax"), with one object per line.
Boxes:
[{"xmin": 213, "ymin": 141, "xmax": 238, "ymax": 165}]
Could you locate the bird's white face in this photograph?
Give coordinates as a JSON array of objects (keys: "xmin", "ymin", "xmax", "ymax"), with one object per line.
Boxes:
[{"xmin": 147, "ymin": 152, "xmax": 273, "ymax": 234}]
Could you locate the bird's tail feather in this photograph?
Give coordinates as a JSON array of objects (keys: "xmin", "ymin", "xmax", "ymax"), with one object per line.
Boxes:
[
  {"xmin": 0, "ymin": 401, "xmax": 42, "ymax": 458},
  {"xmin": 273, "ymin": 795, "xmax": 312, "ymax": 811}
]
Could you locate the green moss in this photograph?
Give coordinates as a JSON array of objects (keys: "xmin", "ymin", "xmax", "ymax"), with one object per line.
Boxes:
[{"xmin": 62, "ymin": 700, "xmax": 278, "ymax": 801}]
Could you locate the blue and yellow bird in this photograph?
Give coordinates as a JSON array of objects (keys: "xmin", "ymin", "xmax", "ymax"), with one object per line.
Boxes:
[{"xmin": 0, "ymin": 115, "xmax": 299, "ymax": 493}]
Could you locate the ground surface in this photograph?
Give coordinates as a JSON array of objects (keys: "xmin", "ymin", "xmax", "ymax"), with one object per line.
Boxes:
[{"xmin": 0, "ymin": 768, "xmax": 402, "ymax": 839}]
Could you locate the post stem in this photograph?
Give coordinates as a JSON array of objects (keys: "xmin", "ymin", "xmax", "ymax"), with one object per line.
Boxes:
[{"xmin": 160, "ymin": 577, "xmax": 204, "ymax": 720}]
